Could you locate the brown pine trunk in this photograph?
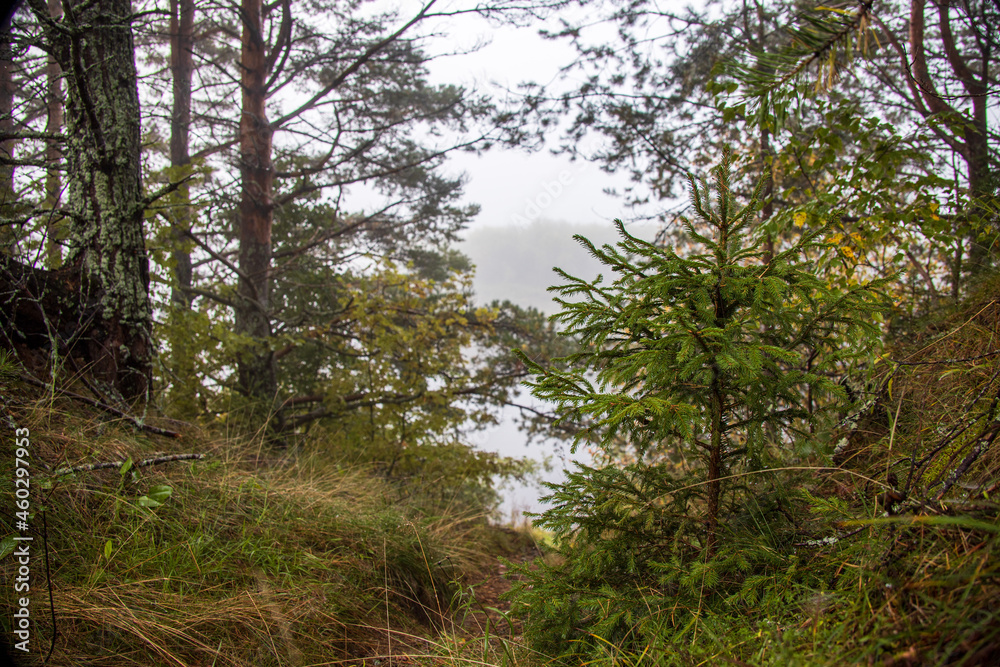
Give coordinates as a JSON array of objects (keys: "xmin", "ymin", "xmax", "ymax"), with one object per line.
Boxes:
[
  {"xmin": 169, "ymin": 0, "xmax": 194, "ymax": 304},
  {"xmin": 235, "ymin": 0, "xmax": 277, "ymax": 403},
  {"xmin": 44, "ymin": 0, "xmax": 64, "ymax": 268},
  {"xmin": 166, "ymin": 0, "xmax": 200, "ymax": 416},
  {"xmin": 50, "ymin": 0, "xmax": 152, "ymax": 401}
]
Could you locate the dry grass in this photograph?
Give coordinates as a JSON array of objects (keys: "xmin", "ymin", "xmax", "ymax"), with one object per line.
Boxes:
[{"xmin": 0, "ymin": 378, "xmax": 534, "ymax": 667}]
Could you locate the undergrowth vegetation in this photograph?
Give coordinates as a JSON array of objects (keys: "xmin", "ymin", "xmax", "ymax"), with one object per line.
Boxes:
[
  {"xmin": 0, "ymin": 384, "xmax": 537, "ymax": 666},
  {"xmin": 3, "ymin": 213, "xmax": 998, "ymax": 667}
]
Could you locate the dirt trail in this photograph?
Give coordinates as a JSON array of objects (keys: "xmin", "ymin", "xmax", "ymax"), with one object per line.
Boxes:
[
  {"xmin": 460, "ymin": 538, "xmax": 542, "ymax": 638},
  {"xmin": 355, "ymin": 528, "xmax": 544, "ymax": 664}
]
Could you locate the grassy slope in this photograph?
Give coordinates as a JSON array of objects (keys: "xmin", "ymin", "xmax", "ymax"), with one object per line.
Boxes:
[{"xmin": 0, "ymin": 379, "xmax": 534, "ymax": 667}]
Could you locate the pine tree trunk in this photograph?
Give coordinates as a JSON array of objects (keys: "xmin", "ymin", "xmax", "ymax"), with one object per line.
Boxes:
[
  {"xmin": 169, "ymin": 0, "xmax": 193, "ymax": 304},
  {"xmin": 166, "ymin": 0, "xmax": 199, "ymax": 416},
  {"xmin": 950, "ymin": 16, "xmax": 992, "ymax": 273},
  {"xmin": 44, "ymin": 0, "xmax": 64, "ymax": 268},
  {"xmin": 965, "ymin": 124, "xmax": 992, "ymax": 273},
  {"xmin": 965, "ymin": 94, "xmax": 991, "ymax": 205},
  {"xmin": 909, "ymin": 0, "xmax": 995, "ymax": 277},
  {"xmin": 235, "ymin": 0, "xmax": 277, "ymax": 403},
  {"xmin": 50, "ymin": 0, "xmax": 152, "ymax": 401},
  {"xmin": 0, "ymin": 18, "xmax": 15, "ymax": 226}
]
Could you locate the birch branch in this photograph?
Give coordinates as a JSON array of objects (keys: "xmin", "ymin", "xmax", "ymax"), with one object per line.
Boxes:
[{"xmin": 52, "ymin": 453, "xmax": 205, "ymax": 477}]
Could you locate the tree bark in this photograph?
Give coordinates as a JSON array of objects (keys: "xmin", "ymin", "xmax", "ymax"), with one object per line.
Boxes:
[
  {"xmin": 235, "ymin": 0, "xmax": 277, "ymax": 403},
  {"xmin": 169, "ymin": 0, "xmax": 194, "ymax": 304},
  {"xmin": 166, "ymin": 0, "xmax": 200, "ymax": 416},
  {"xmin": 43, "ymin": 0, "xmax": 152, "ymax": 402},
  {"xmin": 907, "ymin": 0, "xmax": 994, "ymax": 276},
  {"xmin": 44, "ymin": 0, "xmax": 64, "ymax": 268},
  {"xmin": 0, "ymin": 15, "xmax": 15, "ymax": 225}
]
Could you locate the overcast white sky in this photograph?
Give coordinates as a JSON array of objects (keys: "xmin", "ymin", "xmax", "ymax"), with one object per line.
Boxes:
[{"xmin": 417, "ymin": 0, "xmax": 667, "ymax": 230}]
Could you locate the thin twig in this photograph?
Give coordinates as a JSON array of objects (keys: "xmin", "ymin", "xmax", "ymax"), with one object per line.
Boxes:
[{"xmin": 42, "ymin": 510, "xmax": 57, "ymax": 666}]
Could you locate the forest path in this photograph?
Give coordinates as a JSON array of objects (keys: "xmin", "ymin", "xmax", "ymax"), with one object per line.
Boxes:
[
  {"xmin": 459, "ymin": 531, "xmax": 543, "ymax": 639},
  {"xmin": 358, "ymin": 527, "xmax": 544, "ymax": 665}
]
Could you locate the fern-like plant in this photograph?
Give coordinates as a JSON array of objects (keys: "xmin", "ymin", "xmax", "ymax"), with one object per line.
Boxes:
[{"xmin": 508, "ymin": 149, "xmax": 892, "ymax": 662}]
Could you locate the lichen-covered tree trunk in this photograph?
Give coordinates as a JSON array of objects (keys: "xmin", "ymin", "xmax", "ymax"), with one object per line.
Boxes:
[
  {"xmin": 235, "ymin": 0, "xmax": 277, "ymax": 404},
  {"xmin": 47, "ymin": 0, "xmax": 152, "ymax": 401}
]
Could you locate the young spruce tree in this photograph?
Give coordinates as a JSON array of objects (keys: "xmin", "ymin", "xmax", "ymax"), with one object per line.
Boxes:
[{"xmin": 509, "ymin": 150, "xmax": 892, "ymax": 661}]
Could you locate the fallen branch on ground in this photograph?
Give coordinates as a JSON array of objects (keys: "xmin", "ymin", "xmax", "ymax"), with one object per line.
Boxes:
[{"xmin": 52, "ymin": 453, "xmax": 205, "ymax": 477}]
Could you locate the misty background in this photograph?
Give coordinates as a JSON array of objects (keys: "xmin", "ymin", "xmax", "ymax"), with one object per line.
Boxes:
[
  {"xmin": 459, "ymin": 219, "xmax": 659, "ymax": 519},
  {"xmin": 415, "ymin": 3, "xmax": 672, "ymax": 518}
]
